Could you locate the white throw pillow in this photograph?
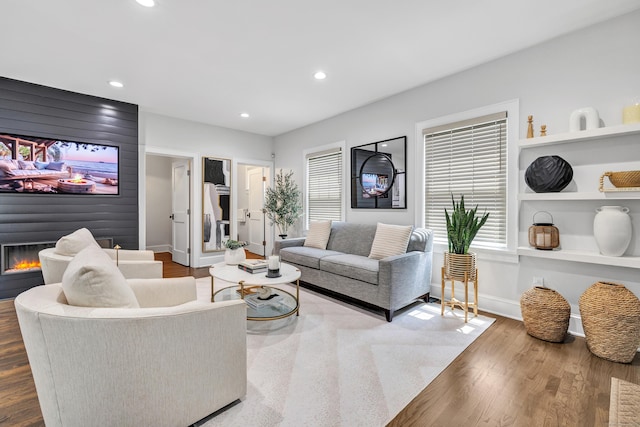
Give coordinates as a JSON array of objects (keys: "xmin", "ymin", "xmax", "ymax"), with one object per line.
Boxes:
[
  {"xmin": 54, "ymin": 227, "xmax": 101, "ymax": 256},
  {"xmin": 304, "ymin": 220, "xmax": 332, "ymax": 249},
  {"xmin": 368, "ymin": 223, "xmax": 413, "ymax": 260},
  {"xmin": 61, "ymin": 245, "xmax": 139, "ymax": 308}
]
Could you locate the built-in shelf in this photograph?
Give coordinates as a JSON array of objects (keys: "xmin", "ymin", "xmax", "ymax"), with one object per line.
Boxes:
[
  {"xmin": 518, "ymin": 192, "xmax": 640, "ymax": 201},
  {"xmin": 517, "ymin": 246, "xmax": 640, "ymax": 269},
  {"xmin": 518, "ymin": 122, "xmax": 640, "ymax": 149}
]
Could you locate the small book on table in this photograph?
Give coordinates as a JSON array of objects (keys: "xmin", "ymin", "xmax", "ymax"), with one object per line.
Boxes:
[{"xmin": 238, "ymin": 259, "xmax": 268, "ymax": 273}]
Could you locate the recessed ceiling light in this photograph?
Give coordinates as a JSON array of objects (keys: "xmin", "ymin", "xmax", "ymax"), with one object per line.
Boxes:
[
  {"xmin": 108, "ymin": 80, "xmax": 124, "ymax": 88},
  {"xmin": 240, "ymin": 113, "xmax": 250, "ymax": 118},
  {"xmin": 313, "ymin": 71, "xmax": 327, "ymax": 80},
  {"xmin": 136, "ymin": 0, "xmax": 156, "ymax": 7}
]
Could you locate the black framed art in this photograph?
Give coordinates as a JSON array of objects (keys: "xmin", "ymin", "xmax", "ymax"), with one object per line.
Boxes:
[{"xmin": 351, "ymin": 136, "xmax": 406, "ymax": 209}]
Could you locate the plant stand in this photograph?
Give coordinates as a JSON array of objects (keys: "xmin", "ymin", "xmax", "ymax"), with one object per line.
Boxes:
[{"xmin": 440, "ymin": 265, "xmax": 478, "ymax": 323}]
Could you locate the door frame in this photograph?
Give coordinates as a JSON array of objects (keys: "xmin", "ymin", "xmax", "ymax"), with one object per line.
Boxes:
[
  {"xmin": 235, "ymin": 158, "xmax": 274, "ymax": 257},
  {"xmin": 140, "ymin": 147, "xmax": 196, "ymax": 266}
]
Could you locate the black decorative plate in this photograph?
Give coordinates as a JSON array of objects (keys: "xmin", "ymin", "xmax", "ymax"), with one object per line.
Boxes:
[{"xmin": 525, "ymin": 155, "xmax": 573, "ymax": 193}]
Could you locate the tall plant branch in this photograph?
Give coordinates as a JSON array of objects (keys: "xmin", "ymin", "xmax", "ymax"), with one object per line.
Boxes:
[{"xmin": 264, "ymin": 170, "xmax": 303, "ymax": 236}]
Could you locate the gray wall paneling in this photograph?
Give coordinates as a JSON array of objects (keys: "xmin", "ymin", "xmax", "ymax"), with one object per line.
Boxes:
[{"xmin": 0, "ymin": 77, "xmax": 139, "ymax": 299}]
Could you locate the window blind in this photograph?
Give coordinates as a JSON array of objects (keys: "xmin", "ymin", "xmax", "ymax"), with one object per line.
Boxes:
[
  {"xmin": 423, "ymin": 112, "xmax": 507, "ymax": 248},
  {"xmin": 307, "ymin": 148, "xmax": 342, "ymax": 224}
]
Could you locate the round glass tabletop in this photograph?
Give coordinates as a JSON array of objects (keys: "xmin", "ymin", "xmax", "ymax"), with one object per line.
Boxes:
[{"xmin": 210, "ymin": 262, "xmax": 301, "ymax": 321}]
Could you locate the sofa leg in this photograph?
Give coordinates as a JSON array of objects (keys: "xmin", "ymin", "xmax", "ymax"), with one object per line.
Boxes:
[
  {"xmin": 385, "ymin": 309, "xmax": 393, "ymax": 322},
  {"xmin": 421, "ymin": 292, "xmax": 430, "ymax": 303}
]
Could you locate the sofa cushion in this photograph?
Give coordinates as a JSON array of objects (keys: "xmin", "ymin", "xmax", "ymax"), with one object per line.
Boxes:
[
  {"xmin": 0, "ymin": 160, "xmax": 17, "ymax": 176},
  {"xmin": 304, "ymin": 220, "xmax": 332, "ymax": 249},
  {"xmin": 326, "ymin": 222, "xmax": 378, "ymax": 256},
  {"xmin": 280, "ymin": 246, "xmax": 343, "ymax": 270},
  {"xmin": 368, "ymin": 223, "xmax": 413, "ymax": 260},
  {"xmin": 18, "ymin": 160, "xmax": 37, "ymax": 170},
  {"xmin": 61, "ymin": 246, "xmax": 140, "ymax": 308},
  {"xmin": 320, "ymin": 254, "xmax": 379, "ymax": 285},
  {"xmin": 55, "ymin": 227, "xmax": 101, "ymax": 256},
  {"xmin": 45, "ymin": 161, "xmax": 66, "ymax": 171}
]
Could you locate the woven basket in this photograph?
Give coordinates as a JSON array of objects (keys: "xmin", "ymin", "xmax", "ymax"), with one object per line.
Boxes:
[
  {"xmin": 444, "ymin": 252, "xmax": 476, "ymax": 281},
  {"xmin": 600, "ymin": 170, "xmax": 640, "ymax": 188},
  {"xmin": 579, "ymin": 281, "xmax": 640, "ymax": 363},
  {"xmin": 520, "ymin": 286, "xmax": 570, "ymax": 342}
]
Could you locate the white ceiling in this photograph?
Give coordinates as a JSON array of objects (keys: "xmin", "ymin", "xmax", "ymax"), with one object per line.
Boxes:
[{"xmin": 2, "ymin": 1, "xmax": 640, "ymax": 137}]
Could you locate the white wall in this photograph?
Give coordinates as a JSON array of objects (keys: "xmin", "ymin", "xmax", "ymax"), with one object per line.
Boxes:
[
  {"xmin": 139, "ymin": 112, "xmax": 274, "ymax": 267},
  {"xmin": 273, "ymin": 11, "xmax": 640, "ymax": 333},
  {"xmin": 145, "ymin": 154, "xmax": 173, "ymax": 252}
]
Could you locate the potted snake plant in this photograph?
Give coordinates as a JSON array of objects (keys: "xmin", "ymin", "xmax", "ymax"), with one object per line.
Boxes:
[{"xmin": 444, "ymin": 194, "xmax": 489, "ymax": 280}]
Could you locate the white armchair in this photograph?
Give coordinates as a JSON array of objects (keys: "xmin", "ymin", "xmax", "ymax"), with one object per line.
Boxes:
[
  {"xmin": 38, "ymin": 228, "xmax": 163, "ymax": 284},
  {"xmin": 14, "ymin": 277, "xmax": 247, "ymax": 427},
  {"xmin": 39, "ymin": 247, "xmax": 163, "ymax": 284}
]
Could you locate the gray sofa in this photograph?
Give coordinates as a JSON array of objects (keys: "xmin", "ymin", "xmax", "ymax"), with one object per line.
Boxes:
[{"xmin": 274, "ymin": 222, "xmax": 433, "ymax": 321}]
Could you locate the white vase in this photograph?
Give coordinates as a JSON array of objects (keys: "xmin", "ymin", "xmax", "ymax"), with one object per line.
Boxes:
[
  {"xmin": 569, "ymin": 107, "xmax": 599, "ymax": 131},
  {"xmin": 593, "ymin": 206, "xmax": 632, "ymax": 257},
  {"xmin": 224, "ymin": 248, "xmax": 246, "ymax": 265}
]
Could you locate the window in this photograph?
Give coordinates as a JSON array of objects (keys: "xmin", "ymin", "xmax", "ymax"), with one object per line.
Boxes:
[
  {"xmin": 423, "ymin": 111, "xmax": 508, "ymax": 249},
  {"xmin": 305, "ymin": 144, "xmax": 344, "ymax": 228}
]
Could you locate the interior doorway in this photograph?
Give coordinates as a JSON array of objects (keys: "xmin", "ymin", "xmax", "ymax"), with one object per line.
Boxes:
[
  {"xmin": 145, "ymin": 153, "xmax": 192, "ymax": 266},
  {"xmin": 236, "ymin": 163, "xmax": 272, "ymax": 257}
]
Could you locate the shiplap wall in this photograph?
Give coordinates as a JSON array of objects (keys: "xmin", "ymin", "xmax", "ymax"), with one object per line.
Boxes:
[{"xmin": 0, "ymin": 77, "xmax": 139, "ymax": 298}]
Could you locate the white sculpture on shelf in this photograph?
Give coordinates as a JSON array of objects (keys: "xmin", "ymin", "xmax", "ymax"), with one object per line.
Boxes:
[{"xmin": 569, "ymin": 107, "xmax": 600, "ymax": 132}]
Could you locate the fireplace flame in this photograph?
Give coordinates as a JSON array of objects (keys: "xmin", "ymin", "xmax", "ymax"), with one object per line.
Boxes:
[{"xmin": 12, "ymin": 259, "xmax": 41, "ymax": 271}]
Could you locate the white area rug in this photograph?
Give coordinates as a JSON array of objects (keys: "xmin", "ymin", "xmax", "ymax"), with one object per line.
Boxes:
[{"xmin": 196, "ymin": 278, "xmax": 495, "ymax": 426}]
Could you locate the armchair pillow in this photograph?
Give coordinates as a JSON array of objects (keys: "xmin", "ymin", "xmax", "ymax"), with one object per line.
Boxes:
[
  {"xmin": 61, "ymin": 245, "xmax": 140, "ymax": 308},
  {"xmin": 304, "ymin": 220, "xmax": 332, "ymax": 250},
  {"xmin": 368, "ymin": 223, "xmax": 413, "ymax": 260},
  {"xmin": 54, "ymin": 227, "xmax": 101, "ymax": 256}
]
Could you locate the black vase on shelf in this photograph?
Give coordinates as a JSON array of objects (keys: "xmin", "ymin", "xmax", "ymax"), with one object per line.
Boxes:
[
  {"xmin": 525, "ymin": 155, "xmax": 573, "ymax": 193},
  {"xmin": 203, "ymin": 214, "xmax": 211, "ymax": 243}
]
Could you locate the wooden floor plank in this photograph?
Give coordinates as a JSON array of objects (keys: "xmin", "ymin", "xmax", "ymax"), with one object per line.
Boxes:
[{"xmin": 0, "ymin": 254, "xmax": 638, "ymax": 426}]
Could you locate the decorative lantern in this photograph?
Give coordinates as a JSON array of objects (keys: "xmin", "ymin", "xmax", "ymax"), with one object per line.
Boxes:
[
  {"xmin": 528, "ymin": 211, "xmax": 560, "ymax": 250},
  {"xmin": 23, "ymin": 179, "xmax": 34, "ymax": 191}
]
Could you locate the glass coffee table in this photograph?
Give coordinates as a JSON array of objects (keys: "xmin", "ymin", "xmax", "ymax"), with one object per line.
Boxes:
[{"xmin": 210, "ymin": 262, "xmax": 301, "ymax": 321}]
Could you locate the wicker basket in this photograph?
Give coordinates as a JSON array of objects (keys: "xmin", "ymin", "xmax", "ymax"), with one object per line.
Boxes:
[
  {"xmin": 520, "ymin": 286, "xmax": 570, "ymax": 342},
  {"xmin": 443, "ymin": 252, "xmax": 476, "ymax": 281},
  {"xmin": 579, "ymin": 281, "xmax": 640, "ymax": 363},
  {"xmin": 600, "ymin": 170, "xmax": 640, "ymax": 189}
]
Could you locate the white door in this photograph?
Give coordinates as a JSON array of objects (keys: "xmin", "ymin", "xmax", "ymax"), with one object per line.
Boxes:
[
  {"xmin": 171, "ymin": 160, "xmax": 190, "ymax": 266},
  {"xmin": 247, "ymin": 167, "xmax": 265, "ymax": 256}
]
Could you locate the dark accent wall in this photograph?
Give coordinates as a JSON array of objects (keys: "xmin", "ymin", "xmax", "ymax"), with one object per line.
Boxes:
[{"xmin": 0, "ymin": 77, "xmax": 139, "ymax": 299}]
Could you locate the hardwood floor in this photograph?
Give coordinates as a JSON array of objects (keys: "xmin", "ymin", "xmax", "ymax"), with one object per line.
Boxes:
[
  {"xmin": 388, "ymin": 315, "xmax": 640, "ymax": 427},
  {"xmin": 0, "ymin": 253, "xmax": 638, "ymax": 426}
]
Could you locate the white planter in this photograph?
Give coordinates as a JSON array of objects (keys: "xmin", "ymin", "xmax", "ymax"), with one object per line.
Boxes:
[
  {"xmin": 224, "ymin": 248, "xmax": 246, "ymax": 265},
  {"xmin": 593, "ymin": 206, "xmax": 632, "ymax": 257}
]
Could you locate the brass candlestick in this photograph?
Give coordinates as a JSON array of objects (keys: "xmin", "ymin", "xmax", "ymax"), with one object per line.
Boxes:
[{"xmin": 114, "ymin": 244, "xmax": 121, "ymax": 265}]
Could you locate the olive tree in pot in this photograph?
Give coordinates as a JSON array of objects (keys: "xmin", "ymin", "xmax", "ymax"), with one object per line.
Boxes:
[
  {"xmin": 264, "ymin": 170, "xmax": 303, "ymax": 239},
  {"xmin": 444, "ymin": 194, "xmax": 489, "ymax": 280}
]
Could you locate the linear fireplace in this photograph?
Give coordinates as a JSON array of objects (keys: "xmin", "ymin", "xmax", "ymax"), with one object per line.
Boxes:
[{"xmin": 1, "ymin": 238, "xmax": 114, "ymax": 275}]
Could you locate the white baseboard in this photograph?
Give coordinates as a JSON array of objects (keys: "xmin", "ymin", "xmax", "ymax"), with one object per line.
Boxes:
[
  {"xmin": 430, "ymin": 283, "xmax": 586, "ymax": 337},
  {"xmin": 146, "ymin": 244, "xmax": 171, "ymax": 253}
]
